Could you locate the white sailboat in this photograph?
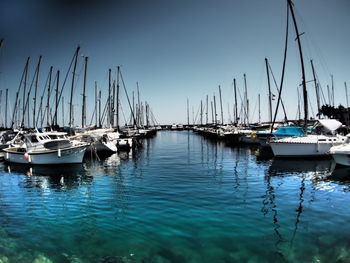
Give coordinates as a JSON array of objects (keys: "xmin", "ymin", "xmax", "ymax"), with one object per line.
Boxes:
[{"xmin": 269, "ymin": 119, "xmax": 346, "ymax": 157}]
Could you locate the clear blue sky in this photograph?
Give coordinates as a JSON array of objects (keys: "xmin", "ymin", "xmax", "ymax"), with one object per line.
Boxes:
[{"xmin": 0, "ymin": 0, "xmax": 349, "ymax": 126}]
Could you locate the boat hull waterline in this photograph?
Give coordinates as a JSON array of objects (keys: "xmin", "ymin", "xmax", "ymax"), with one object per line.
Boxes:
[{"xmin": 4, "ymin": 144, "xmax": 88, "ymax": 164}]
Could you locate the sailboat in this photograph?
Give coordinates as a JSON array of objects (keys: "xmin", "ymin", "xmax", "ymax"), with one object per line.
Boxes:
[
  {"xmin": 269, "ymin": 0, "xmax": 346, "ymax": 157},
  {"xmin": 270, "ymin": 119, "xmax": 346, "ymax": 157}
]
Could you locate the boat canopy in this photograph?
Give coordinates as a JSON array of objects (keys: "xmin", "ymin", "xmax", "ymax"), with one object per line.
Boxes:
[
  {"xmin": 274, "ymin": 126, "xmax": 306, "ymax": 137},
  {"xmin": 318, "ymin": 119, "xmax": 342, "ymax": 132}
]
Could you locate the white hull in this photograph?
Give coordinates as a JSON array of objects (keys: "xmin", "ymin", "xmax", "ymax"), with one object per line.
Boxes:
[
  {"xmin": 330, "ymin": 143, "xmax": 350, "ymax": 166},
  {"xmin": 331, "ymin": 154, "xmax": 350, "ymax": 166},
  {"xmin": 270, "ymin": 135, "xmax": 345, "ymax": 157},
  {"xmin": 92, "ymin": 141, "xmax": 118, "ymax": 153},
  {"xmin": 4, "ymin": 145, "xmax": 87, "ymax": 164}
]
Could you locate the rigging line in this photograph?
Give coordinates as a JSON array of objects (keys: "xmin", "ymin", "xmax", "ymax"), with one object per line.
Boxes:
[
  {"xmin": 41, "ymin": 73, "xmax": 57, "ymax": 123},
  {"xmin": 11, "ymin": 57, "xmax": 29, "ymax": 128},
  {"xmin": 314, "ymin": 69, "xmax": 327, "ymax": 106},
  {"xmin": 22, "ymin": 56, "xmax": 42, "ymax": 127},
  {"xmin": 270, "ymin": 3, "xmax": 289, "ymax": 133},
  {"xmin": 236, "ymin": 80, "xmax": 247, "ymax": 124},
  {"xmin": 119, "ymin": 70, "xmax": 137, "ymax": 126},
  {"xmin": 194, "ymin": 103, "xmax": 201, "ymax": 125},
  {"xmin": 267, "ymin": 61, "xmax": 288, "ymax": 121},
  {"xmin": 119, "ymin": 100, "xmax": 128, "ymax": 126}
]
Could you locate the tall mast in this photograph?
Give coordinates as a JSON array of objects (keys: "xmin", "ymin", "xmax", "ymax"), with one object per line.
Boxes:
[
  {"xmin": 33, "ymin": 55, "xmax": 42, "ymax": 128},
  {"xmin": 327, "ymin": 85, "xmax": 331, "ymax": 105},
  {"xmin": 287, "ymin": 0, "xmax": 308, "ymax": 127},
  {"xmin": 62, "ymin": 96, "xmax": 64, "ymax": 126},
  {"xmin": 69, "ymin": 46, "xmax": 80, "ymax": 128},
  {"xmin": 5, "ymin": 89, "xmax": 8, "ymax": 128},
  {"xmin": 200, "ymin": 100, "xmax": 203, "ymax": 126},
  {"xmin": 95, "ymin": 81, "xmax": 98, "ymax": 126},
  {"xmin": 258, "ymin": 93, "xmax": 261, "ymax": 123},
  {"xmin": 211, "ymin": 101, "xmax": 214, "ymax": 123},
  {"xmin": 331, "ymin": 74, "xmax": 335, "ymax": 106},
  {"xmin": 265, "ymin": 58, "xmax": 273, "ymax": 123},
  {"xmin": 47, "ymin": 66, "xmax": 53, "ymax": 127},
  {"xmin": 244, "ymin": 73, "xmax": 249, "ymax": 125},
  {"xmin": 234, "ymin": 78, "xmax": 238, "ymax": 124},
  {"xmin": 206, "ymin": 95, "xmax": 208, "ymax": 125},
  {"xmin": 345, "ymin": 82, "xmax": 349, "ymax": 108},
  {"xmin": 310, "ymin": 60, "xmax": 320, "ymax": 117},
  {"xmin": 98, "ymin": 90, "xmax": 102, "ymax": 127},
  {"xmin": 116, "ymin": 66, "xmax": 120, "ymax": 130},
  {"xmin": 219, "ymin": 85, "xmax": 224, "ymax": 125},
  {"xmin": 112, "ymin": 77, "xmax": 116, "ymax": 127},
  {"xmin": 187, "ymin": 98, "xmax": 189, "ymax": 126},
  {"xmin": 22, "ymin": 57, "xmax": 30, "ymax": 127},
  {"xmin": 81, "ymin": 56, "xmax": 88, "ymax": 128},
  {"xmin": 108, "ymin": 68, "xmax": 111, "ymax": 126},
  {"xmin": 137, "ymin": 82, "xmax": 141, "ymax": 127},
  {"xmin": 213, "ymin": 94, "xmax": 217, "ymax": 125},
  {"xmin": 0, "ymin": 91, "xmax": 2, "ymax": 127},
  {"xmin": 55, "ymin": 70, "xmax": 60, "ymax": 126}
]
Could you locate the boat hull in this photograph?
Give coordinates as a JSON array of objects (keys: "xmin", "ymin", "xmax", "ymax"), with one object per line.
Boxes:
[
  {"xmin": 4, "ymin": 145, "xmax": 87, "ymax": 165},
  {"xmin": 331, "ymin": 153, "xmax": 350, "ymax": 166},
  {"xmin": 270, "ymin": 142, "xmax": 341, "ymax": 157}
]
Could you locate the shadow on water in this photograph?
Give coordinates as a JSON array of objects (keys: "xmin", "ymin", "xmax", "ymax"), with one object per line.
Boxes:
[
  {"xmin": 268, "ymin": 158, "xmax": 335, "ymax": 176},
  {"xmin": 3, "ymin": 163, "xmax": 93, "ymax": 190}
]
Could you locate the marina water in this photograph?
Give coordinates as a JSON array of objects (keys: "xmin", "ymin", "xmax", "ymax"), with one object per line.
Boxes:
[{"xmin": 1, "ymin": 131, "xmax": 350, "ymax": 262}]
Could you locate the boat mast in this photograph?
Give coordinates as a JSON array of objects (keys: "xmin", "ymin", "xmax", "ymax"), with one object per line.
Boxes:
[
  {"xmin": 310, "ymin": 59, "xmax": 320, "ymax": 117},
  {"xmin": 206, "ymin": 95, "xmax": 208, "ymax": 125},
  {"xmin": 5, "ymin": 89, "xmax": 8, "ymax": 128},
  {"xmin": 69, "ymin": 46, "xmax": 80, "ymax": 128},
  {"xmin": 234, "ymin": 78, "xmax": 238, "ymax": 124},
  {"xmin": 200, "ymin": 100, "xmax": 203, "ymax": 126},
  {"xmin": 187, "ymin": 98, "xmax": 189, "ymax": 126},
  {"xmin": 287, "ymin": 0, "xmax": 308, "ymax": 127},
  {"xmin": 46, "ymin": 66, "xmax": 53, "ymax": 127},
  {"xmin": 55, "ymin": 70, "xmax": 59, "ymax": 126},
  {"xmin": 98, "ymin": 90, "xmax": 102, "ymax": 127},
  {"xmin": 116, "ymin": 66, "xmax": 120, "ymax": 131},
  {"xmin": 33, "ymin": 55, "xmax": 42, "ymax": 128},
  {"xmin": 81, "ymin": 56, "xmax": 88, "ymax": 128},
  {"xmin": 213, "ymin": 94, "xmax": 217, "ymax": 125},
  {"xmin": 219, "ymin": 85, "xmax": 224, "ymax": 125},
  {"xmin": 211, "ymin": 101, "xmax": 214, "ymax": 124},
  {"xmin": 62, "ymin": 96, "xmax": 64, "ymax": 126},
  {"xmin": 258, "ymin": 93, "xmax": 261, "ymax": 123},
  {"xmin": 345, "ymin": 82, "xmax": 348, "ymax": 108},
  {"xmin": 95, "ymin": 81, "xmax": 98, "ymax": 127},
  {"xmin": 331, "ymin": 74, "xmax": 335, "ymax": 106},
  {"xmin": 243, "ymin": 73, "xmax": 249, "ymax": 125},
  {"xmin": 22, "ymin": 57, "xmax": 30, "ymax": 127},
  {"xmin": 265, "ymin": 58, "xmax": 273, "ymax": 123}
]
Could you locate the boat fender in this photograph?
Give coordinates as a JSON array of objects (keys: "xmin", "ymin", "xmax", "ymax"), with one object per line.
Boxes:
[
  {"xmin": 251, "ymin": 132, "xmax": 257, "ymax": 140},
  {"xmin": 5, "ymin": 152, "xmax": 8, "ymax": 160},
  {"xmin": 24, "ymin": 153, "xmax": 32, "ymax": 163},
  {"xmin": 58, "ymin": 149, "xmax": 61, "ymax": 157}
]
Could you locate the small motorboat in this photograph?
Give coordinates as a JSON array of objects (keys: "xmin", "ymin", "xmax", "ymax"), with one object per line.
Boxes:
[
  {"xmin": 4, "ymin": 131, "xmax": 88, "ymax": 165},
  {"xmin": 329, "ymin": 135, "xmax": 350, "ymax": 166}
]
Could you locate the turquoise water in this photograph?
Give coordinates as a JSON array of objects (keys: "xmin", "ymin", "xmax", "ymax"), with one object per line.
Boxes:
[{"xmin": 1, "ymin": 131, "xmax": 350, "ymax": 263}]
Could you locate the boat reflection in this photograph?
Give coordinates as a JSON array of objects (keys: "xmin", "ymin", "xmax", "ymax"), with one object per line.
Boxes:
[
  {"xmin": 268, "ymin": 158, "xmax": 335, "ymax": 175},
  {"xmin": 4, "ymin": 163, "xmax": 92, "ymax": 190},
  {"xmin": 328, "ymin": 167, "xmax": 350, "ymax": 185}
]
